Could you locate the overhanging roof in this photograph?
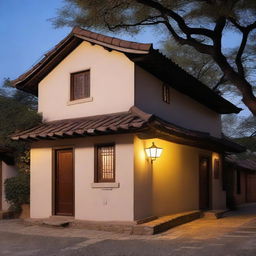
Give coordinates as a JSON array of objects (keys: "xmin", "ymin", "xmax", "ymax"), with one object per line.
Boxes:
[
  {"xmin": 11, "ymin": 107, "xmax": 245, "ymax": 153},
  {"xmin": 226, "ymin": 155, "xmax": 256, "ymax": 172},
  {"xmin": 12, "ymin": 27, "xmax": 241, "ymax": 114}
]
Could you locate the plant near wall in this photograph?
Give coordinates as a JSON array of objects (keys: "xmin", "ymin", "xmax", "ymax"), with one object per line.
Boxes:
[{"xmin": 4, "ymin": 172, "xmax": 30, "ymax": 212}]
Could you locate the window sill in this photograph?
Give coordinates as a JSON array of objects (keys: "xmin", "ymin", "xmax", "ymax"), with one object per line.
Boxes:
[
  {"xmin": 67, "ymin": 97, "xmax": 93, "ymax": 106},
  {"xmin": 91, "ymin": 182, "xmax": 120, "ymax": 189}
]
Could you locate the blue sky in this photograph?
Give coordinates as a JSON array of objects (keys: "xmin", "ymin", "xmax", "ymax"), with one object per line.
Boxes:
[{"xmin": 0, "ymin": 0, "xmax": 249, "ymax": 117}]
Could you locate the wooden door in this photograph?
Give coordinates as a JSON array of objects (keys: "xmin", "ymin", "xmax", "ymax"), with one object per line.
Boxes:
[
  {"xmin": 55, "ymin": 149, "xmax": 74, "ymax": 216},
  {"xmin": 246, "ymin": 173, "xmax": 256, "ymax": 203},
  {"xmin": 199, "ymin": 156, "xmax": 210, "ymax": 210}
]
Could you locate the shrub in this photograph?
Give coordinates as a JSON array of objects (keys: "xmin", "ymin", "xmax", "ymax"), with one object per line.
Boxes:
[{"xmin": 4, "ymin": 172, "xmax": 30, "ymax": 211}]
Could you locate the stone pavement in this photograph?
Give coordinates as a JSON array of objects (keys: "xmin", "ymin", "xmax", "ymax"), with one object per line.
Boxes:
[{"xmin": 0, "ymin": 204, "xmax": 256, "ymax": 255}]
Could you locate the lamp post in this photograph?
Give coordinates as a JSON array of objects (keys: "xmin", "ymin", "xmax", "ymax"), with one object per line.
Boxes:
[{"xmin": 145, "ymin": 142, "xmax": 163, "ymax": 163}]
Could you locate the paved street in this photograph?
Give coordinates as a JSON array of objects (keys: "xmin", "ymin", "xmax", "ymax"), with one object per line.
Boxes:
[{"xmin": 1, "ymin": 204, "xmax": 256, "ymax": 256}]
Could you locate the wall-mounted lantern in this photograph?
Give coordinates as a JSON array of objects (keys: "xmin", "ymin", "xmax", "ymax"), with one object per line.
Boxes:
[{"xmin": 145, "ymin": 142, "xmax": 163, "ymax": 162}]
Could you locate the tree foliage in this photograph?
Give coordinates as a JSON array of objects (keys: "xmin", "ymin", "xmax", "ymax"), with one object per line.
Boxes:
[
  {"xmin": 0, "ymin": 79, "xmax": 41, "ymax": 158},
  {"xmin": 53, "ymin": 0, "xmax": 256, "ymax": 115},
  {"xmin": 4, "ymin": 172, "xmax": 30, "ymax": 211}
]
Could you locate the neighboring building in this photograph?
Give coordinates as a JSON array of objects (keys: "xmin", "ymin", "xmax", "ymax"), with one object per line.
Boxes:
[
  {"xmin": 0, "ymin": 147, "xmax": 17, "ymax": 211},
  {"xmin": 12, "ymin": 27, "xmax": 244, "ymax": 222},
  {"xmin": 225, "ymin": 156, "xmax": 256, "ymax": 208}
]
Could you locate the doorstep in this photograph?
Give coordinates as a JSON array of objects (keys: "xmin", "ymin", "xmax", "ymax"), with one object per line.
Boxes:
[
  {"xmin": 24, "ymin": 210, "xmax": 201, "ymax": 235},
  {"xmin": 203, "ymin": 209, "xmax": 229, "ymax": 219}
]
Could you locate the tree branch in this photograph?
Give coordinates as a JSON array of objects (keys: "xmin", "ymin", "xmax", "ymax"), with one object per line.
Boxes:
[
  {"xmin": 104, "ymin": 15, "xmax": 165, "ymax": 31},
  {"xmin": 163, "ymin": 19, "xmax": 214, "ymax": 55},
  {"xmin": 236, "ymin": 30, "xmax": 249, "ymax": 77},
  {"xmin": 135, "ymin": 0, "xmax": 215, "ymax": 39}
]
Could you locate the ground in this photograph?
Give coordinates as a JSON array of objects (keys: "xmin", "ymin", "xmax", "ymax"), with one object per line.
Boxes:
[{"xmin": 1, "ymin": 204, "xmax": 256, "ymax": 256}]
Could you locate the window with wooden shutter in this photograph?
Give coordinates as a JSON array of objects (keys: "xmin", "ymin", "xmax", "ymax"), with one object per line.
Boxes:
[
  {"xmin": 95, "ymin": 144, "xmax": 115, "ymax": 183},
  {"xmin": 162, "ymin": 83, "xmax": 170, "ymax": 104},
  {"xmin": 70, "ymin": 70, "xmax": 90, "ymax": 101}
]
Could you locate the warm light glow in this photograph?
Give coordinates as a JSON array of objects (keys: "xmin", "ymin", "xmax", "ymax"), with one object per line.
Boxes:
[{"xmin": 145, "ymin": 142, "xmax": 163, "ymax": 161}]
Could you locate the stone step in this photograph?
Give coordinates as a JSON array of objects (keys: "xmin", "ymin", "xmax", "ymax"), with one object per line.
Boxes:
[
  {"xmin": 134, "ymin": 210, "xmax": 201, "ymax": 235},
  {"xmin": 25, "ymin": 211, "xmax": 201, "ymax": 235},
  {"xmin": 203, "ymin": 209, "xmax": 229, "ymax": 219},
  {"xmin": 42, "ymin": 216, "xmax": 74, "ymax": 227}
]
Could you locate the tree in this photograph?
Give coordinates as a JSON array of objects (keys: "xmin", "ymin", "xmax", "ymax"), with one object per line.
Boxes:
[
  {"xmin": 162, "ymin": 40, "xmax": 224, "ymax": 90},
  {"xmin": 222, "ymin": 114, "xmax": 256, "ymax": 138},
  {"xmin": 53, "ymin": 0, "xmax": 256, "ymax": 115},
  {"xmin": 0, "ymin": 79, "xmax": 41, "ymax": 158}
]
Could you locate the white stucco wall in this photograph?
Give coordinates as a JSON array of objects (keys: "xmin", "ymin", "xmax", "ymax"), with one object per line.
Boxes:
[
  {"xmin": 30, "ymin": 148, "xmax": 52, "ymax": 218},
  {"xmin": 134, "ymin": 137, "xmax": 226, "ymax": 219},
  {"xmin": 1, "ymin": 161, "xmax": 17, "ymax": 211},
  {"xmin": 135, "ymin": 65, "xmax": 222, "ymax": 137},
  {"xmin": 30, "ymin": 134, "xmax": 134, "ymax": 221},
  {"xmin": 38, "ymin": 41, "xmax": 135, "ymax": 122}
]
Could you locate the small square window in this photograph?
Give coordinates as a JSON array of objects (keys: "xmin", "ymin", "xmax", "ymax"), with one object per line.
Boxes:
[
  {"xmin": 70, "ymin": 70, "xmax": 90, "ymax": 101},
  {"xmin": 162, "ymin": 83, "xmax": 170, "ymax": 104},
  {"xmin": 95, "ymin": 144, "xmax": 115, "ymax": 183}
]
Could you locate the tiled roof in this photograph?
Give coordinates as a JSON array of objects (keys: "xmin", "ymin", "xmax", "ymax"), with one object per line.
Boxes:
[
  {"xmin": 226, "ymin": 155, "xmax": 256, "ymax": 171},
  {"xmin": 12, "ymin": 107, "xmax": 151, "ymax": 141},
  {"xmin": 72, "ymin": 27, "xmax": 152, "ymax": 53},
  {"xmin": 12, "ymin": 27, "xmax": 241, "ymax": 114},
  {"xmin": 12, "ymin": 107, "xmax": 245, "ymax": 153}
]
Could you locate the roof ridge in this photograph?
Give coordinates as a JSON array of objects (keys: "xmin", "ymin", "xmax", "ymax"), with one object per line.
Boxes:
[
  {"xmin": 72, "ymin": 26, "xmax": 153, "ymax": 52},
  {"xmin": 129, "ymin": 106, "xmax": 153, "ymax": 121}
]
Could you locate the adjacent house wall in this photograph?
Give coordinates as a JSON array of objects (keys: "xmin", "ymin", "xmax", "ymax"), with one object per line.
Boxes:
[
  {"xmin": 38, "ymin": 41, "xmax": 135, "ymax": 122},
  {"xmin": 1, "ymin": 161, "xmax": 17, "ymax": 211},
  {"xmin": 30, "ymin": 134, "xmax": 134, "ymax": 221},
  {"xmin": 135, "ymin": 65, "xmax": 222, "ymax": 137},
  {"xmin": 134, "ymin": 137, "xmax": 226, "ymax": 220}
]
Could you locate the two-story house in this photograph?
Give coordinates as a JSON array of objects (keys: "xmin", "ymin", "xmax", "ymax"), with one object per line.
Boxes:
[{"xmin": 12, "ymin": 27, "xmax": 244, "ymax": 223}]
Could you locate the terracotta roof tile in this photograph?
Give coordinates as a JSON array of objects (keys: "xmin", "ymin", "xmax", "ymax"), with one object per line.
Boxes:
[
  {"xmin": 11, "ymin": 107, "xmax": 244, "ymax": 153},
  {"xmin": 12, "ymin": 107, "xmax": 150, "ymax": 140}
]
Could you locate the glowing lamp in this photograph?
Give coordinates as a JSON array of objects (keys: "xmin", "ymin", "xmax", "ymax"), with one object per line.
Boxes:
[{"xmin": 145, "ymin": 142, "xmax": 163, "ymax": 162}]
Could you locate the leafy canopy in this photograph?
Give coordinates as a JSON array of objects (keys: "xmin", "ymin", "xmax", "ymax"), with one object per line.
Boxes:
[
  {"xmin": 53, "ymin": 0, "xmax": 256, "ymax": 115},
  {"xmin": 0, "ymin": 79, "xmax": 41, "ymax": 158}
]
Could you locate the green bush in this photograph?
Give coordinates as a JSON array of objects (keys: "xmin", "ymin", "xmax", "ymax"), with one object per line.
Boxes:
[{"xmin": 4, "ymin": 172, "xmax": 30, "ymax": 211}]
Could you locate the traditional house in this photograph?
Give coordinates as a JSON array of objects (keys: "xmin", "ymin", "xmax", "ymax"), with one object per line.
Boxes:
[
  {"xmin": 225, "ymin": 156, "xmax": 256, "ymax": 208},
  {"xmin": 0, "ymin": 146, "xmax": 17, "ymax": 212},
  {"xmin": 12, "ymin": 27, "xmax": 244, "ymax": 223}
]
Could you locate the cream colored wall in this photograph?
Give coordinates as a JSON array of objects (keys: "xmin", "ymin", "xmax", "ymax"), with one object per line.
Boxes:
[
  {"xmin": 30, "ymin": 134, "xmax": 134, "ymax": 221},
  {"xmin": 1, "ymin": 162, "xmax": 17, "ymax": 211},
  {"xmin": 30, "ymin": 148, "xmax": 52, "ymax": 218},
  {"xmin": 135, "ymin": 66, "xmax": 222, "ymax": 137},
  {"xmin": 38, "ymin": 41, "xmax": 135, "ymax": 122},
  {"xmin": 211, "ymin": 153, "xmax": 227, "ymax": 209},
  {"xmin": 133, "ymin": 138, "xmax": 153, "ymax": 220},
  {"xmin": 134, "ymin": 137, "xmax": 226, "ymax": 219}
]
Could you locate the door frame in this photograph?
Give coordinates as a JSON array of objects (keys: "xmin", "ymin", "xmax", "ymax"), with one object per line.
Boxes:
[
  {"xmin": 52, "ymin": 146, "xmax": 75, "ymax": 216},
  {"xmin": 198, "ymin": 155, "xmax": 212, "ymax": 210}
]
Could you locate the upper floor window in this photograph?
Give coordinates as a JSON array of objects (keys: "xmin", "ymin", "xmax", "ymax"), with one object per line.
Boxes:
[
  {"xmin": 70, "ymin": 70, "xmax": 90, "ymax": 101},
  {"xmin": 162, "ymin": 83, "xmax": 170, "ymax": 104},
  {"xmin": 95, "ymin": 144, "xmax": 115, "ymax": 183}
]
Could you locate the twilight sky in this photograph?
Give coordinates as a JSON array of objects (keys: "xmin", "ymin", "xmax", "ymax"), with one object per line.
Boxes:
[{"xmin": 0, "ymin": 0, "xmax": 249, "ymax": 117}]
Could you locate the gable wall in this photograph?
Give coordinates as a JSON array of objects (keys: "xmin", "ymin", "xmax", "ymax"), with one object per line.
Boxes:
[
  {"xmin": 135, "ymin": 65, "xmax": 222, "ymax": 137},
  {"xmin": 38, "ymin": 41, "xmax": 135, "ymax": 121}
]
